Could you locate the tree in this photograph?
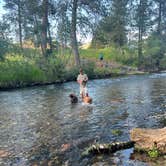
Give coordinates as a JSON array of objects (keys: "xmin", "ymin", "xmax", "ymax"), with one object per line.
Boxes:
[
  {"xmin": 152, "ymin": 0, "xmax": 166, "ymax": 69},
  {"xmin": 54, "ymin": 0, "xmax": 108, "ymax": 67},
  {"xmin": 0, "ymin": 19, "xmax": 11, "ymax": 59},
  {"xmin": 109, "ymin": 0, "xmax": 128, "ymax": 46},
  {"xmin": 92, "ymin": 0, "xmax": 128, "ymax": 47},
  {"xmin": 41, "ymin": 0, "xmax": 49, "ymax": 56},
  {"xmin": 71, "ymin": 0, "xmax": 80, "ymax": 66},
  {"xmin": 24, "ymin": 0, "xmax": 53, "ymax": 56},
  {"xmin": 0, "ymin": 18, "xmax": 10, "ymax": 40},
  {"xmin": 135, "ymin": 0, "xmax": 152, "ymax": 67},
  {"xmin": 4, "ymin": 0, "xmax": 26, "ymax": 49},
  {"xmin": 56, "ymin": 6, "xmax": 71, "ymax": 55}
]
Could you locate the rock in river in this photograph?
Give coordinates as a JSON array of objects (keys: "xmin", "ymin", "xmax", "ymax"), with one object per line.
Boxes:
[{"xmin": 130, "ymin": 127, "xmax": 166, "ymax": 154}]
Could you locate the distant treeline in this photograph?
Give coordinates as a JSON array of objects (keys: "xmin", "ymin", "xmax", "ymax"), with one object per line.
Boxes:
[{"xmin": 0, "ymin": 0, "xmax": 166, "ymax": 70}]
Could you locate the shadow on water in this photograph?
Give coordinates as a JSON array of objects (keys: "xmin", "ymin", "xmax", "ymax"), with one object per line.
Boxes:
[{"xmin": 0, "ymin": 73, "xmax": 166, "ymax": 165}]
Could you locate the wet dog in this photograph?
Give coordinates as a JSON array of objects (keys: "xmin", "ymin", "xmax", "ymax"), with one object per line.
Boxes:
[
  {"xmin": 69, "ymin": 94, "xmax": 78, "ymax": 103},
  {"xmin": 69, "ymin": 93, "xmax": 92, "ymax": 104},
  {"xmin": 82, "ymin": 94, "xmax": 92, "ymax": 104}
]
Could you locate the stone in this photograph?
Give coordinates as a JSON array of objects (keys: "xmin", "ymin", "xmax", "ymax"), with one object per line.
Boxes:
[
  {"xmin": 0, "ymin": 150, "xmax": 10, "ymax": 158},
  {"xmin": 130, "ymin": 127, "xmax": 166, "ymax": 154}
]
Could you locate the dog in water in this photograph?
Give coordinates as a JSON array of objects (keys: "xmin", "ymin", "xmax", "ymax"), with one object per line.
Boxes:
[
  {"xmin": 69, "ymin": 94, "xmax": 78, "ymax": 103},
  {"xmin": 82, "ymin": 94, "xmax": 92, "ymax": 104},
  {"xmin": 69, "ymin": 93, "xmax": 92, "ymax": 104}
]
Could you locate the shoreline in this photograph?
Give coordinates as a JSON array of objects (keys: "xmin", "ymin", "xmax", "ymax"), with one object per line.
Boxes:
[{"xmin": 0, "ymin": 70, "xmax": 163, "ymax": 91}]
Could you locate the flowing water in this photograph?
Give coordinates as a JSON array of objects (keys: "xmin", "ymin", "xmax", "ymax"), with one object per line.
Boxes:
[{"xmin": 0, "ymin": 73, "xmax": 166, "ymax": 166}]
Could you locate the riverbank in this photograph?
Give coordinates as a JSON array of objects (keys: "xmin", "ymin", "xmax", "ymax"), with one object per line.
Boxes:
[
  {"xmin": 0, "ymin": 68, "xmax": 148, "ymax": 91},
  {"xmin": 0, "ymin": 52, "xmax": 164, "ymax": 91},
  {"xmin": 1, "ymin": 45, "xmax": 165, "ymax": 91}
]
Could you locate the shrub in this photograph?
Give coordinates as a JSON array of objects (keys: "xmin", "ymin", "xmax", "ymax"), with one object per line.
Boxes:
[
  {"xmin": 0, "ymin": 54, "xmax": 45, "ymax": 88},
  {"xmin": 159, "ymin": 55, "xmax": 166, "ymax": 70},
  {"xmin": 0, "ymin": 38, "xmax": 10, "ymax": 59},
  {"xmin": 148, "ymin": 147, "xmax": 159, "ymax": 158}
]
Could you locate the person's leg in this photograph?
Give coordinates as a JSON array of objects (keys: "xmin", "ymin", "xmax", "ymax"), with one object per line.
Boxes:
[
  {"xmin": 84, "ymin": 87, "xmax": 88, "ymax": 97},
  {"xmin": 80, "ymin": 86, "xmax": 84, "ymax": 99}
]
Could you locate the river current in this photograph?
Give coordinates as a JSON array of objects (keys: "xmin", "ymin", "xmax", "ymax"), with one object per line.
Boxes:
[{"xmin": 0, "ymin": 73, "xmax": 166, "ymax": 165}]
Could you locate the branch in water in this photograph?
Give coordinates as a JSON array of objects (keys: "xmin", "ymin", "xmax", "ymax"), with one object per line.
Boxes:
[{"xmin": 82, "ymin": 141, "xmax": 135, "ymax": 157}]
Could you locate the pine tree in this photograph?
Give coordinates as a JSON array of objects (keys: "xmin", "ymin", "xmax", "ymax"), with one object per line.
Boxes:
[
  {"xmin": 135, "ymin": 0, "xmax": 151, "ymax": 67},
  {"xmin": 4, "ymin": 0, "xmax": 26, "ymax": 49},
  {"xmin": 92, "ymin": 0, "xmax": 128, "ymax": 47}
]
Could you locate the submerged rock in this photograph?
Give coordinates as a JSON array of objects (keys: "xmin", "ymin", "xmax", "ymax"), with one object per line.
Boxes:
[
  {"xmin": 0, "ymin": 150, "xmax": 10, "ymax": 158},
  {"xmin": 130, "ymin": 127, "xmax": 166, "ymax": 154}
]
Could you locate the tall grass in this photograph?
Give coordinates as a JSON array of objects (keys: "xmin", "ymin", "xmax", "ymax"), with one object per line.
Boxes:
[
  {"xmin": 0, "ymin": 54, "xmax": 46, "ymax": 88},
  {"xmin": 80, "ymin": 46, "xmax": 138, "ymax": 67},
  {"xmin": 0, "ymin": 52, "xmax": 67, "ymax": 88}
]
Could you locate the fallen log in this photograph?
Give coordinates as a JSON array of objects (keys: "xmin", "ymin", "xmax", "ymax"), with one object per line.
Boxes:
[
  {"xmin": 82, "ymin": 141, "xmax": 135, "ymax": 157},
  {"xmin": 130, "ymin": 127, "xmax": 166, "ymax": 154}
]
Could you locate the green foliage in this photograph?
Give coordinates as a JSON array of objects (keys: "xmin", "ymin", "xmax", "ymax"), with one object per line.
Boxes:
[
  {"xmin": 94, "ymin": 68, "xmax": 112, "ymax": 77},
  {"xmin": 148, "ymin": 147, "xmax": 159, "ymax": 158},
  {"xmin": 81, "ymin": 61, "xmax": 95, "ymax": 78},
  {"xmin": 80, "ymin": 46, "xmax": 138, "ymax": 67},
  {"xmin": 111, "ymin": 129, "xmax": 123, "ymax": 136},
  {"xmin": 159, "ymin": 55, "xmax": 166, "ymax": 70},
  {"xmin": 0, "ymin": 54, "xmax": 46, "ymax": 88},
  {"xmin": 64, "ymin": 66, "xmax": 79, "ymax": 81},
  {"xmin": 0, "ymin": 38, "xmax": 11, "ymax": 59},
  {"xmin": 140, "ymin": 35, "xmax": 166, "ymax": 71},
  {"xmin": 0, "ymin": 53, "xmax": 67, "ymax": 88},
  {"xmin": 45, "ymin": 56, "xmax": 66, "ymax": 81},
  {"xmin": 92, "ymin": 0, "xmax": 127, "ymax": 47}
]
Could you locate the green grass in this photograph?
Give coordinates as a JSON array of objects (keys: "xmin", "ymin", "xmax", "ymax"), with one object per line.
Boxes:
[
  {"xmin": 148, "ymin": 148, "xmax": 159, "ymax": 158},
  {"xmin": 111, "ymin": 129, "xmax": 123, "ymax": 136},
  {"xmin": 0, "ymin": 53, "xmax": 67, "ymax": 88},
  {"xmin": 80, "ymin": 46, "xmax": 138, "ymax": 67},
  {"xmin": 1, "ymin": 39, "xmax": 165, "ymax": 89},
  {"xmin": 0, "ymin": 54, "xmax": 46, "ymax": 88},
  {"xmin": 0, "ymin": 45, "xmax": 139, "ymax": 89}
]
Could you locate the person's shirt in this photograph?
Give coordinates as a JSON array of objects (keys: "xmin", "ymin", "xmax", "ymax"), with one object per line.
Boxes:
[
  {"xmin": 77, "ymin": 74, "xmax": 88, "ymax": 86},
  {"xmin": 99, "ymin": 53, "xmax": 103, "ymax": 60}
]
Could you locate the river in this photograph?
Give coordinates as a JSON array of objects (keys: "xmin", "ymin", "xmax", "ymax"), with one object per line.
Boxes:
[{"xmin": 0, "ymin": 73, "xmax": 166, "ymax": 166}]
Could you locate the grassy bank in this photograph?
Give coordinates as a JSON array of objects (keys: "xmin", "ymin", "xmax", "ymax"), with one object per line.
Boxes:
[
  {"xmin": 0, "ymin": 45, "xmax": 164, "ymax": 89},
  {"xmin": 80, "ymin": 46, "xmax": 138, "ymax": 67}
]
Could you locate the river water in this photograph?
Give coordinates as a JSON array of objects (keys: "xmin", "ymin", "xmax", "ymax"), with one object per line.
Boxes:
[{"xmin": 0, "ymin": 73, "xmax": 166, "ymax": 166}]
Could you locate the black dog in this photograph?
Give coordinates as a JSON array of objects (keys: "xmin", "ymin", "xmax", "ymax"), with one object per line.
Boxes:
[{"xmin": 69, "ymin": 94, "xmax": 78, "ymax": 103}]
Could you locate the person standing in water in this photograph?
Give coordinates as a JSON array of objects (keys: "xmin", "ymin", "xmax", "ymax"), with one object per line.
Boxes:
[{"xmin": 77, "ymin": 68, "xmax": 88, "ymax": 99}]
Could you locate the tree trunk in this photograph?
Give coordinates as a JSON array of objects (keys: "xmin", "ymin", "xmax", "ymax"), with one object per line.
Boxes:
[
  {"xmin": 71, "ymin": 0, "xmax": 80, "ymax": 67},
  {"xmin": 157, "ymin": 1, "xmax": 162, "ymax": 35},
  {"xmin": 34, "ymin": 15, "xmax": 42, "ymax": 48},
  {"xmin": 138, "ymin": 27, "xmax": 142, "ymax": 68},
  {"xmin": 48, "ymin": 21, "xmax": 53, "ymax": 52},
  {"xmin": 18, "ymin": 0, "xmax": 23, "ymax": 50},
  {"xmin": 138, "ymin": 0, "xmax": 144, "ymax": 69},
  {"xmin": 41, "ymin": 0, "xmax": 48, "ymax": 57}
]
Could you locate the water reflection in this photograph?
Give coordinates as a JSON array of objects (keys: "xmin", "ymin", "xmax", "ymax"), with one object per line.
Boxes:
[{"xmin": 0, "ymin": 73, "xmax": 166, "ymax": 165}]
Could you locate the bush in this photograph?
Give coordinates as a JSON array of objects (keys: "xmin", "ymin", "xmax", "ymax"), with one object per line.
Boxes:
[
  {"xmin": 0, "ymin": 54, "xmax": 45, "ymax": 88},
  {"xmin": 0, "ymin": 38, "xmax": 10, "ymax": 59},
  {"xmin": 81, "ymin": 61, "xmax": 95, "ymax": 78},
  {"xmin": 148, "ymin": 147, "xmax": 159, "ymax": 158},
  {"xmin": 94, "ymin": 67, "xmax": 111, "ymax": 77},
  {"xmin": 159, "ymin": 55, "xmax": 166, "ymax": 70},
  {"xmin": 64, "ymin": 66, "xmax": 79, "ymax": 81},
  {"xmin": 36, "ymin": 55, "xmax": 66, "ymax": 82}
]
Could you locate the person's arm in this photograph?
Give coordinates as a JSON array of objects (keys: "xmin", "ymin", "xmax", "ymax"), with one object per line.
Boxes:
[
  {"xmin": 77, "ymin": 75, "xmax": 82, "ymax": 84},
  {"xmin": 84, "ymin": 74, "xmax": 88, "ymax": 81}
]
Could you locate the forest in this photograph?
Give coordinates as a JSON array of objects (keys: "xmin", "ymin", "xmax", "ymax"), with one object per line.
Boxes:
[{"xmin": 0, "ymin": 0, "xmax": 166, "ymax": 88}]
